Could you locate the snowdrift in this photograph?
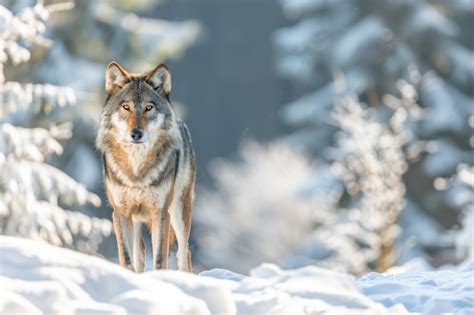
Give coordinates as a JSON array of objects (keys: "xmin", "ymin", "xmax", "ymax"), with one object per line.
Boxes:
[{"xmin": 1, "ymin": 236, "xmax": 472, "ymax": 314}]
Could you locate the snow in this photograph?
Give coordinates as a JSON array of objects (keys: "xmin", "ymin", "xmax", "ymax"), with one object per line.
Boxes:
[
  {"xmin": 406, "ymin": 3, "xmax": 459, "ymax": 38},
  {"xmin": 455, "ymin": 209, "xmax": 474, "ymax": 260},
  {"xmin": 281, "ymin": 69, "xmax": 370, "ymax": 126},
  {"xmin": 206, "ymin": 263, "xmax": 407, "ymax": 315},
  {"xmin": 359, "ymin": 262, "xmax": 474, "ymax": 315},
  {"xmin": 333, "ymin": 17, "xmax": 389, "ymax": 68},
  {"xmin": 2, "ymin": 236, "xmax": 473, "ymax": 314},
  {"xmin": 0, "ymin": 236, "xmax": 210, "ymax": 314},
  {"xmin": 419, "ymin": 73, "xmax": 471, "ymax": 137}
]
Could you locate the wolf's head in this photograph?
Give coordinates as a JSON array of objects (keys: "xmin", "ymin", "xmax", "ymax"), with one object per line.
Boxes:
[{"xmin": 101, "ymin": 62, "xmax": 175, "ymax": 145}]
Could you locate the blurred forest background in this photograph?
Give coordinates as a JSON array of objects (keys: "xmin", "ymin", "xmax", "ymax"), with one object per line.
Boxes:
[{"xmin": 1, "ymin": 0, "xmax": 472, "ymax": 275}]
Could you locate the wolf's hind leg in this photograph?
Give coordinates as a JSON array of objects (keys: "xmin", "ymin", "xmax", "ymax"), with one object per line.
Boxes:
[
  {"xmin": 113, "ymin": 211, "xmax": 134, "ymax": 271},
  {"xmin": 132, "ymin": 220, "xmax": 145, "ymax": 273}
]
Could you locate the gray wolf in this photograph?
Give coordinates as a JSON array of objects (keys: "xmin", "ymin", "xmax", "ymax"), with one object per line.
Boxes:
[{"xmin": 96, "ymin": 62, "xmax": 196, "ymax": 272}]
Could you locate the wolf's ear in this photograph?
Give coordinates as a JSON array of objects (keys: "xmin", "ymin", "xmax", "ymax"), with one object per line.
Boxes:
[
  {"xmin": 145, "ymin": 64, "xmax": 171, "ymax": 96},
  {"xmin": 105, "ymin": 62, "xmax": 130, "ymax": 94}
]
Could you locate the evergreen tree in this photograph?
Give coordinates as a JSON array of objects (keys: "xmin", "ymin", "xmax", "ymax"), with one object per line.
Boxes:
[{"xmin": 0, "ymin": 1, "xmax": 111, "ymax": 252}]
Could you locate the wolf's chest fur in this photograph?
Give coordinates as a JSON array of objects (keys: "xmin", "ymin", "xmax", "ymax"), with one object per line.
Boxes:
[
  {"xmin": 127, "ymin": 143, "xmax": 153, "ymax": 176},
  {"xmin": 103, "ymin": 135, "xmax": 179, "ymax": 215}
]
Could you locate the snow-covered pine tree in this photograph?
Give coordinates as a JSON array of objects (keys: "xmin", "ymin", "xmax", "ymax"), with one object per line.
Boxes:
[
  {"xmin": 0, "ymin": 1, "xmax": 112, "ymax": 253},
  {"xmin": 274, "ymin": 0, "xmax": 473, "ymax": 267}
]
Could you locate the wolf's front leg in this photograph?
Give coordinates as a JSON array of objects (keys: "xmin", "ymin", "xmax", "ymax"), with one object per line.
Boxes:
[
  {"xmin": 150, "ymin": 210, "xmax": 171, "ymax": 270},
  {"xmin": 169, "ymin": 196, "xmax": 193, "ymax": 272},
  {"xmin": 132, "ymin": 219, "xmax": 146, "ymax": 273},
  {"xmin": 113, "ymin": 211, "xmax": 134, "ymax": 271}
]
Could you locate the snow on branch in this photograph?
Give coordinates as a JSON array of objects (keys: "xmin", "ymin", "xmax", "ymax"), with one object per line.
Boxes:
[
  {"xmin": 0, "ymin": 125, "xmax": 109, "ymax": 250},
  {"xmin": 1, "ymin": 82, "xmax": 77, "ymax": 118},
  {"xmin": 0, "ymin": 3, "xmax": 52, "ymax": 82},
  {"xmin": 0, "ymin": 123, "xmax": 64, "ymax": 162}
]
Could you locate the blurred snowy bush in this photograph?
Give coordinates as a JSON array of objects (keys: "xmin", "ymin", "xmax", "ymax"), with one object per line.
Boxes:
[
  {"xmin": 333, "ymin": 95, "xmax": 408, "ymax": 272},
  {"xmin": 0, "ymin": 1, "xmax": 111, "ymax": 252},
  {"xmin": 194, "ymin": 141, "xmax": 329, "ymax": 273}
]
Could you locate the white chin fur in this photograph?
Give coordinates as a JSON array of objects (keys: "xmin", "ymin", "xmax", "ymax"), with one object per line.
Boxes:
[{"xmin": 125, "ymin": 133, "xmax": 149, "ymax": 144}]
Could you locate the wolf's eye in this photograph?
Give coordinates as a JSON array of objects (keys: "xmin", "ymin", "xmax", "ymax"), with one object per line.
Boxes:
[
  {"xmin": 122, "ymin": 104, "xmax": 130, "ymax": 111},
  {"xmin": 145, "ymin": 104, "xmax": 154, "ymax": 111}
]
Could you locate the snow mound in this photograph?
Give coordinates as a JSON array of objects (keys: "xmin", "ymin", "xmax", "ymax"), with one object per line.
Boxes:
[
  {"xmin": 0, "ymin": 237, "xmax": 209, "ymax": 314},
  {"xmin": 203, "ymin": 263, "xmax": 406, "ymax": 314},
  {"xmin": 359, "ymin": 263, "xmax": 474, "ymax": 315},
  {"xmin": 1, "ymin": 237, "xmax": 472, "ymax": 314}
]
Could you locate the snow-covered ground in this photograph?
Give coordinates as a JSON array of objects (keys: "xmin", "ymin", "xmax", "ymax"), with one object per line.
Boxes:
[
  {"xmin": 359, "ymin": 264, "xmax": 474, "ymax": 315},
  {"xmin": 1, "ymin": 236, "xmax": 472, "ymax": 314}
]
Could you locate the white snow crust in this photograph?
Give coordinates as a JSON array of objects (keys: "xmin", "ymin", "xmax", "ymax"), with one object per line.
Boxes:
[{"xmin": 1, "ymin": 236, "xmax": 472, "ymax": 315}]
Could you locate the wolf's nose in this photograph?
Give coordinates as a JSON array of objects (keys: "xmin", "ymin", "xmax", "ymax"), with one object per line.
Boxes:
[{"xmin": 130, "ymin": 128, "xmax": 143, "ymax": 141}]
